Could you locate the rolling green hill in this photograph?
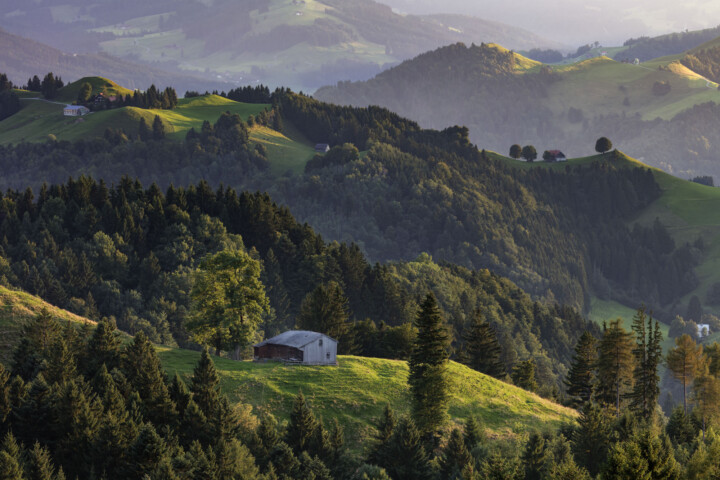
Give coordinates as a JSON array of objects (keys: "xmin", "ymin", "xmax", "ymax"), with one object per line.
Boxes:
[
  {"xmin": 0, "ymin": 285, "xmax": 577, "ymax": 448},
  {"xmin": 159, "ymin": 349, "xmax": 577, "ymax": 446},
  {"xmin": 314, "ymin": 41, "xmax": 720, "ymax": 180},
  {"xmin": 0, "ymin": 80, "xmax": 317, "ymax": 171}
]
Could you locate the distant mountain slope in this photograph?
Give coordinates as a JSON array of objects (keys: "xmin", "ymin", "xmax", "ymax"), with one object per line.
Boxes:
[
  {"xmin": 315, "ymin": 42, "xmax": 720, "ymax": 179},
  {"xmin": 614, "ymin": 25, "xmax": 720, "ymax": 62},
  {"xmin": 0, "ymin": 28, "xmax": 226, "ymax": 93},
  {"xmin": 0, "ymin": 0, "xmax": 557, "ymax": 91}
]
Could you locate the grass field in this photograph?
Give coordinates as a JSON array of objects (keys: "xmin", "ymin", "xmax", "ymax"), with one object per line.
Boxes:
[
  {"xmin": 0, "ymin": 285, "xmax": 96, "ymax": 365},
  {"xmin": 158, "ymin": 349, "xmax": 577, "ymax": 448},
  {"xmin": 0, "ymin": 84, "xmax": 318, "ymax": 173}
]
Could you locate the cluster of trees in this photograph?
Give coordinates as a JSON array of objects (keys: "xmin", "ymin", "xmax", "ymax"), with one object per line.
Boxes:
[
  {"xmin": 681, "ymin": 46, "xmax": 720, "ymax": 84},
  {"xmin": 0, "ymin": 72, "xmax": 20, "ymax": 121},
  {"xmin": 118, "ymin": 84, "xmax": 179, "ymax": 110},
  {"xmin": 0, "ymin": 172, "xmax": 598, "ymax": 391},
  {"xmin": 23, "ymin": 72, "xmax": 64, "ymax": 100}
]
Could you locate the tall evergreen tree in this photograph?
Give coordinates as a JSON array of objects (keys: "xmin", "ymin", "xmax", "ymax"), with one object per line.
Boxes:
[
  {"xmin": 564, "ymin": 331, "xmax": 597, "ymax": 407},
  {"xmin": 368, "ymin": 404, "xmax": 396, "ymax": 467},
  {"xmin": 666, "ymin": 334, "xmax": 704, "ymax": 415},
  {"xmin": 572, "ymin": 402, "xmax": 612, "ymax": 477},
  {"xmin": 511, "ymin": 359, "xmax": 538, "ymax": 392},
  {"xmin": 596, "ymin": 319, "xmax": 635, "ymax": 417},
  {"xmin": 26, "ymin": 442, "xmax": 55, "ymax": 480},
  {"xmin": 463, "ymin": 311, "xmax": 505, "ymax": 378},
  {"xmin": 602, "ymin": 431, "xmax": 679, "ymax": 480},
  {"xmin": 439, "ymin": 428, "xmax": 473, "ymax": 480},
  {"xmin": 376, "ymin": 417, "xmax": 434, "ymax": 480},
  {"xmin": 152, "ymin": 115, "xmax": 166, "ymax": 141},
  {"xmin": 522, "ymin": 432, "xmax": 552, "ymax": 480},
  {"xmin": 408, "ymin": 293, "xmax": 450, "ymax": 435},
  {"xmin": 628, "ymin": 306, "xmax": 663, "ymax": 419},
  {"xmin": 297, "ymin": 281, "xmax": 355, "ymax": 354},
  {"xmin": 285, "ymin": 392, "xmax": 319, "ymax": 454},
  {"xmin": 190, "ymin": 348, "xmax": 221, "ymax": 419},
  {"xmin": 0, "ymin": 432, "xmax": 24, "ymax": 480}
]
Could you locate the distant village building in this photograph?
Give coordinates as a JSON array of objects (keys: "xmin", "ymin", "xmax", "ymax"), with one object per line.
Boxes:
[
  {"xmin": 315, "ymin": 143, "xmax": 330, "ymax": 153},
  {"xmin": 698, "ymin": 323, "xmax": 711, "ymax": 338},
  {"xmin": 254, "ymin": 330, "xmax": 338, "ymax": 365},
  {"xmin": 63, "ymin": 105, "xmax": 90, "ymax": 116},
  {"xmin": 545, "ymin": 150, "xmax": 567, "ymax": 162}
]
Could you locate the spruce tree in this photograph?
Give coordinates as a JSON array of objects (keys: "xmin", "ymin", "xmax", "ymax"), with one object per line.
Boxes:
[
  {"xmin": 285, "ymin": 392, "xmax": 319, "ymax": 454},
  {"xmin": 152, "ymin": 115, "xmax": 166, "ymax": 141},
  {"xmin": 602, "ymin": 431, "xmax": 679, "ymax": 480},
  {"xmin": 138, "ymin": 118, "xmax": 151, "ymax": 141},
  {"xmin": 523, "ymin": 432, "xmax": 552, "ymax": 480},
  {"xmin": 26, "ymin": 442, "xmax": 55, "ymax": 480},
  {"xmin": 368, "ymin": 404, "xmax": 396, "ymax": 467},
  {"xmin": 572, "ymin": 402, "xmax": 612, "ymax": 477},
  {"xmin": 666, "ymin": 406, "xmax": 695, "ymax": 445},
  {"xmin": 85, "ymin": 320, "xmax": 121, "ymax": 377},
  {"xmin": 439, "ymin": 428, "xmax": 473, "ymax": 480},
  {"xmin": 408, "ymin": 293, "xmax": 450, "ymax": 435},
  {"xmin": 0, "ymin": 432, "xmax": 24, "ymax": 480},
  {"xmin": 378, "ymin": 417, "xmax": 434, "ymax": 480},
  {"xmin": 511, "ymin": 359, "xmax": 538, "ymax": 392},
  {"xmin": 297, "ymin": 281, "xmax": 355, "ymax": 354},
  {"xmin": 463, "ymin": 311, "xmax": 505, "ymax": 378},
  {"xmin": 628, "ymin": 306, "xmax": 663, "ymax": 419},
  {"xmin": 190, "ymin": 348, "xmax": 220, "ymax": 419},
  {"xmin": 463, "ymin": 415, "xmax": 485, "ymax": 450},
  {"xmin": 596, "ymin": 319, "xmax": 634, "ymax": 417},
  {"xmin": 564, "ymin": 331, "xmax": 597, "ymax": 407}
]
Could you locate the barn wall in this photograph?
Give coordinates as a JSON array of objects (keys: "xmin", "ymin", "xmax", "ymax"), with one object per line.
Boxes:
[
  {"xmin": 302, "ymin": 337, "xmax": 338, "ymax": 365},
  {"xmin": 254, "ymin": 344, "xmax": 303, "ymax": 361}
]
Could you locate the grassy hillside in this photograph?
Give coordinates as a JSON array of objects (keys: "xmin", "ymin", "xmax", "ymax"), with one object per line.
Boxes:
[
  {"xmin": 0, "ymin": 284, "xmax": 577, "ymax": 448},
  {"xmin": 0, "ymin": 285, "xmax": 95, "ymax": 365},
  {"xmin": 0, "ymin": 84, "xmax": 317, "ymax": 171},
  {"xmin": 159, "ymin": 349, "xmax": 577, "ymax": 445}
]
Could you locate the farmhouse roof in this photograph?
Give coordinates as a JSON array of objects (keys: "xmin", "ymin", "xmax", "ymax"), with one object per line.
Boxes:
[
  {"xmin": 547, "ymin": 150, "xmax": 565, "ymax": 156},
  {"xmin": 64, "ymin": 105, "xmax": 87, "ymax": 110},
  {"xmin": 254, "ymin": 330, "xmax": 336, "ymax": 349}
]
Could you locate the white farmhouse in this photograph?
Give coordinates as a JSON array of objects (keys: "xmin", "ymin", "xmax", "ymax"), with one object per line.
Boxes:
[
  {"xmin": 253, "ymin": 330, "xmax": 338, "ymax": 365},
  {"xmin": 698, "ymin": 323, "xmax": 711, "ymax": 338},
  {"xmin": 63, "ymin": 105, "xmax": 90, "ymax": 116}
]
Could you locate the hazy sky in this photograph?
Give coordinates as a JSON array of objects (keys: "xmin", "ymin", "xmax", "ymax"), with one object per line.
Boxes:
[{"xmin": 384, "ymin": 0, "xmax": 720, "ymax": 47}]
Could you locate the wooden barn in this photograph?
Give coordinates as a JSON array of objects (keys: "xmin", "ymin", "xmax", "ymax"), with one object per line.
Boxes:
[{"xmin": 253, "ymin": 330, "xmax": 338, "ymax": 365}]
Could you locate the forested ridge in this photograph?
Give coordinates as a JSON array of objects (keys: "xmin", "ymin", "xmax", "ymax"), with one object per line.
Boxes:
[
  {"xmin": 0, "ymin": 85, "xmax": 699, "ymax": 317},
  {"xmin": 314, "ymin": 41, "xmax": 720, "ymax": 180}
]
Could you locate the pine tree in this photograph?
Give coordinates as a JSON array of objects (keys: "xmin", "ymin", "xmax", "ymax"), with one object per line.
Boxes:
[
  {"xmin": 628, "ymin": 306, "xmax": 663, "ymax": 419},
  {"xmin": 666, "ymin": 334, "xmax": 704, "ymax": 415},
  {"xmin": 572, "ymin": 402, "xmax": 612, "ymax": 477},
  {"xmin": 463, "ymin": 415, "xmax": 485, "ymax": 450},
  {"xmin": 85, "ymin": 320, "xmax": 121, "ymax": 377},
  {"xmin": 564, "ymin": 331, "xmax": 597, "ymax": 407},
  {"xmin": 368, "ymin": 404, "xmax": 396, "ymax": 466},
  {"xmin": 190, "ymin": 348, "xmax": 220, "ymax": 419},
  {"xmin": 546, "ymin": 457, "xmax": 591, "ymax": 480},
  {"xmin": 511, "ymin": 359, "xmax": 538, "ymax": 392},
  {"xmin": 125, "ymin": 424, "xmax": 170, "ymax": 478},
  {"xmin": 439, "ymin": 428, "xmax": 473, "ymax": 480},
  {"xmin": 596, "ymin": 319, "xmax": 635, "ymax": 416},
  {"xmin": 297, "ymin": 281, "xmax": 355, "ymax": 354},
  {"xmin": 26, "ymin": 442, "xmax": 55, "ymax": 480},
  {"xmin": 523, "ymin": 432, "xmax": 552, "ymax": 480},
  {"xmin": 462, "ymin": 311, "xmax": 505, "ymax": 378},
  {"xmin": 377, "ymin": 417, "xmax": 434, "ymax": 480},
  {"xmin": 0, "ymin": 432, "xmax": 24, "ymax": 480},
  {"xmin": 152, "ymin": 115, "xmax": 165, "ymax": 141},
  {"xmin": 665, "ymin": 406, "xmax": 695, "ymax": 445},
  {"xmin": 602, "ymin": 431, "xmax": 679, "ymax": 480},
  {"xmin": 285, "ymin": 391, "xmax": 319, "ymax": 454},
  {"xmin": 408, "ymin": 293, "xmax": 450, "ymax": 435}
]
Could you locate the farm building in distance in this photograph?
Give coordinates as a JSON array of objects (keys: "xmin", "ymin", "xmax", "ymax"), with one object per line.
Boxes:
[
  {"xmin": 63, "ymin": 105, "xmax": 90, "ymax": 116},
  {"xmin": 545, "ymin": 150, "xmax": 567, "ymax": 162},
  {"xmin": 315, "ymin": 143, "xmax": 330, "ymax": 153},
  {"xmin": 253, "ymin": 330, "xmax": 338, "ymax": 365}
]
